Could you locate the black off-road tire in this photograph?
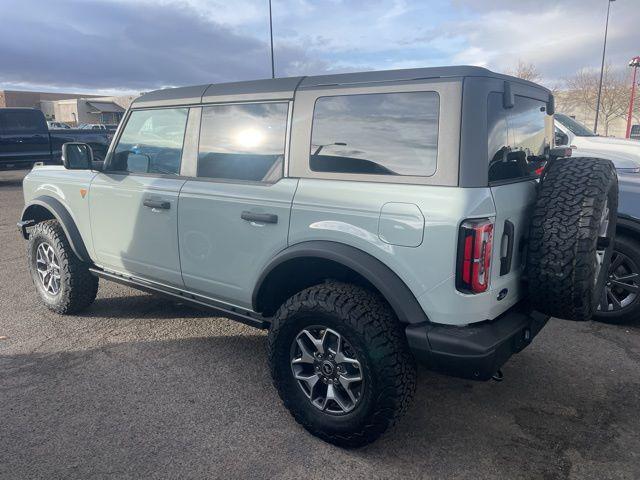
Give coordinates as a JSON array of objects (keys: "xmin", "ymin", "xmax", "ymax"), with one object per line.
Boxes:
[
  {"xmin": 27, "ymin": 219, "xmax": 98, "ymax": 314},
  {"xmin": 527, "ymin": 157, "xmax": 618, "ymax": 321},
  {"xmin": 268, "ymin": 282, "xmax": 416, "ymax": 448},
  {"xmin": 593, "ymin": 234, "xmax": 640, "ymax": 324}
]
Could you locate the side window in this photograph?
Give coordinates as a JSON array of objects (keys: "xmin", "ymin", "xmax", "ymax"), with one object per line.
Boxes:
[
  {"xmin": 197, "ymin": 103, "xmax": 288, "ymax": 182},
  {"xmin": 310, "ymin": 92, "xmax": 439, "ymax": 177},
  {"xmin": 488, "ymin": 93, "xmax": 549, "ymax": 183},
  {"xmin": 110, "ymin": 108, "xmax": 188, "ymax": 175}
]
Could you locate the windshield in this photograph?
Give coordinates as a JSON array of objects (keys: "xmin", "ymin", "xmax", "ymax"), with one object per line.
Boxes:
[{"xmin": 555, "ymin": 113, "xmax": 596, "ymax": 137}]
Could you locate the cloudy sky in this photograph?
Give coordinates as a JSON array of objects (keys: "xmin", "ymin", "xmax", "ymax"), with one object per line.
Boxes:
[{"xmin": 1, "ymin": 0, "xmax": 639, "ymax": 94}]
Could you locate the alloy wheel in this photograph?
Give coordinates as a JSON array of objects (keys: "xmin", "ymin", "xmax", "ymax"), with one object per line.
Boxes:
[
  {"xmin": 598, "ymin": 250, "xmax": 640, "ymax": 312},
  {"xmin": 35, "ymin": 242, "xmax": 61, "ymax": 295},
  {"xmin": 290, "ymin": 327, "xmax": 364, "ymax": 415}
]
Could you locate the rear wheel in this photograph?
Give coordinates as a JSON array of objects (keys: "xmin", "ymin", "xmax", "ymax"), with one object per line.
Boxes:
[
  {"xmin": 594, "ymin": 235, "xmax": 640, "ymax": 323},
  {"xmin": 268, "ymin": 282, "xmax": 416, "ymax": 448}
]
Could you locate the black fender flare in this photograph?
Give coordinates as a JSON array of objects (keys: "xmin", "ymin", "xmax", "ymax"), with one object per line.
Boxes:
[
  {"xmin": 21, "ymin": 195, "xmax": 91, "ymax": 263},
  {"xmin": 252, "ymin": 240, "xmax": 429, "ymax": 324}
]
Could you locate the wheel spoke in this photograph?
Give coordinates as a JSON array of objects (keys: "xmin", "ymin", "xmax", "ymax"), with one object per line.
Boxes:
[
  {"xmin": 294, "ymin": 372, "xmax": 319, "ymax": 397},
  {"xmin": 292, "ymin": 337, "xmax": 315, "ymax": 364},
  {"xmin": 301, "ymin": 329, "xmax": 324, "ymax": 354},
  {"xmin": 614, "ymin": 273, "xmax": 639, "ymax": 282},
  {"xmin": 325, "ymin": 383, "xmax": 349, "ymax": 412},
  {"xmin": 607, "ymin": 289, "xmax": 622, "ymax": 310},
  {"xmin": 610, "ymin": 279, "xmax": 639, "ymax": 293}
]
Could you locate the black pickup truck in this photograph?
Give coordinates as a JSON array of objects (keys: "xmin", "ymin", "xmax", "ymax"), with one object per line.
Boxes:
[{"xmin": 0, "ymin": 108, "xmax": 114, "ymax": 170}]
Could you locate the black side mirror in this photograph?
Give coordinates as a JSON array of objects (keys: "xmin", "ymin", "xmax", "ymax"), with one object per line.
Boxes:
[
  {"xmin": 546, "ymin": 95, "xmax": 555, "ymax": 115},
  {"xmin": 61, "ymin": 142, "xmax": 93, "ymax": 170},
  {"xmin": 554, "ymin": 130, "xmax": 569, "ymax": 146}
]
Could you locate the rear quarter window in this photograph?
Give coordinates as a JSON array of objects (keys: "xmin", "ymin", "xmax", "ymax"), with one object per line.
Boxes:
[
  {"xmin": 488, "ymin": 93, "xmax": 549, "ymax": 183},
  {"xmin": 310, "ymin": 91, "xmax": 439, "ymax": 177}
]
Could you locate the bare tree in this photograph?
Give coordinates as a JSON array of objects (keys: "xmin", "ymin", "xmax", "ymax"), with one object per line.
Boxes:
[
  {"xmin": 507, "ymin": 60, "xmax": 542, "ymax": 83},
  {"xmin": 561, "ymin": 65, "xmax": 629, "ymax": 135}
]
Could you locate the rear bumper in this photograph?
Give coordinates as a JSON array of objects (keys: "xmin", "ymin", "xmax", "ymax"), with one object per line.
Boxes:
[{"xmin": 406, "ymin": 303, "xmax": 549, "ymax": 381}]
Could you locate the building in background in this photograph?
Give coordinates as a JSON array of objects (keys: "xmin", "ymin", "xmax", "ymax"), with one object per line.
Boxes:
[
  {"xmin": 49, "ymin": 96, "xmax": 136, "ymax": 126},
  {"xmin": 0, "ymin": 90, "xmax": 100, "ymax": 109},
  {"xmin": 0, "ymin": 89, "xmax": 138, "ymax": 126}
]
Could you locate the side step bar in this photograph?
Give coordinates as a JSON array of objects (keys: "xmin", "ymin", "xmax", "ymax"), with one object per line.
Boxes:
[{"xmin": 89, "ymin": 267, "xmax": 270, "ymax": 330}]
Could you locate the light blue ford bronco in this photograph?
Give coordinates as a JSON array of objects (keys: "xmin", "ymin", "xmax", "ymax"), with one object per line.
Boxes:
[{"xmin": 18, "ymin": 67, "xmax": 618, "ymax": 447}]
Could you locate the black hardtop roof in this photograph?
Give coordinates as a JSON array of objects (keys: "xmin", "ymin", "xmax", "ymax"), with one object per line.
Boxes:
[{"xmin": 132, "ymin": 65, "xmax": 549, "ymax": 108}]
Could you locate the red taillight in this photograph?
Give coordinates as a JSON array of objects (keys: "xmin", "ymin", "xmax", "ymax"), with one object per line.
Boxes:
[{"xmin": 456, "ymin": 218, "xmax": 494, "ymax": 294}]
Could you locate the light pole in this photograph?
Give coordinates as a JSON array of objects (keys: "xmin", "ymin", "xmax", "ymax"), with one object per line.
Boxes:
[
  {"xmin": 594, "ymin": 0, "xmax": 615, "ymax": 134},
  {"xmin": 268, "ymin": 0, "xmax": 275, "ymax": 79},
  {"xmin": 626, "ymin": 56, "xmax": 640, "ymax": 139}
]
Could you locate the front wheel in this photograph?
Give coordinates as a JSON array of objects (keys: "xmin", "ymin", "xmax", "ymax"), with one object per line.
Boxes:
[
  {"xmin": 27, "ymin": 220, "xmax": 98, "ymax": 314},
  {"xmin": 268, "ymin": 282, "xmax": 416, "ymax": 448}
]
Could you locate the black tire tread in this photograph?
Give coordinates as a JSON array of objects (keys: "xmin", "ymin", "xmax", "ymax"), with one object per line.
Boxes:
[
  {"xmin": 28, "ymin": 219, "xmax": 98, "ymax": 314},
  {"xmin": 527, "ymin": 157, "xmax": 617, "ymax": 321},
  {"xmin": 268, "ymin": 281, "xmax": 416, "ymax": 448}
]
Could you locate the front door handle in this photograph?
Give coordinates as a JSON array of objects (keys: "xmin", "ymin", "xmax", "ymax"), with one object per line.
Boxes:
[
  {"xmin": 143, "ymin": 198, "xmax": 171, "ymax": 210},
  {"xmin": 241, "ymin": 211, "xmax": 278, "ymax": 224}
]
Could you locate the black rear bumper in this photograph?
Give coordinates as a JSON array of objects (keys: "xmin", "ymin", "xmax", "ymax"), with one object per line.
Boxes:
[{"xmin": 406, "ymin": 303, "xmax": 549, "ymax": 381}]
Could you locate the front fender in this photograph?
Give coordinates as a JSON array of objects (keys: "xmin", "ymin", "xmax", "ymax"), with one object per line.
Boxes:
[{"xmin": 21, "ymin": 195, "xmax": 91, "ymax": 263}]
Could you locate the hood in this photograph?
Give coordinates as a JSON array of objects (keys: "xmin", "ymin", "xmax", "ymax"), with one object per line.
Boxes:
[
  {"xmin": 573, "ymin": 135, "xmax": 640, "ymax": 158},
  {"xmin": 571, "ymin": 148, "xmax": 640, "ymax": 173}
]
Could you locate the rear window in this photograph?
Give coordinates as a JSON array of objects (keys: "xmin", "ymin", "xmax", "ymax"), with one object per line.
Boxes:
[
  {"xmin": 0, "ymin": 110, "xmax": 44, "ymax": 133},
  {"xmin": 197, "ymin": 102, "xmax": 288, "ymax": 183},
  {"xmin": 488, "ymin": 93, "xmax": 549, "ymax": 183},
  {"xmin": 310, "ymin": 92, "xmax": 439, "ymax": 176}
]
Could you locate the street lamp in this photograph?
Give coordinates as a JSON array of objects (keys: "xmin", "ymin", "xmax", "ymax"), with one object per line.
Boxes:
[
  {"xmin": 268, "ymin": 0, "xmax": 275, "ymax": 79},
  {"xmin": 594, "ymin": 0, "xmax": 615, "ymax": 134},
  {"xmin": 625, "ymin": 56, "xmax": 640, "ymax": 139}
]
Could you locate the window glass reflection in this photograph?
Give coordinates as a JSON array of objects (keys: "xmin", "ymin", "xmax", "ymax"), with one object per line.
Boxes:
[
  {"xmin": 310, "ymin": 92, "xmax": 439, "ymax": 176},
  {"xmin": 112, "ymin": 108, "xmax": 188, "ymax": 175},
  {"xmin": 198, "ymin": 103, "xmax": 288, "ymax": 182}
]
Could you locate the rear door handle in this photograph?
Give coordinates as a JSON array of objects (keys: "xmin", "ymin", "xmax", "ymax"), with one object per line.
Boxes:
[
  {"xmin": 500, "ymin": 220, "xmax": 515, "ymax": 276},
  {"xmin": 143, "ymin": 198, "xmax": 171, "ymax": 210},
  {"xmin": 241, "ymin": 211, "xmax": 278, "ymax": 224}
]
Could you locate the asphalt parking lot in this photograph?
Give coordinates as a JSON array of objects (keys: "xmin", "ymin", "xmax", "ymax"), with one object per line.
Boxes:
[{"xmin": 0, "ymin": 169, "xmax": 639, "ymax": 480}]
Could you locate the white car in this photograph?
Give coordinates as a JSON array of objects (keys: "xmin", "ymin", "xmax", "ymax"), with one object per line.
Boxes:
[
  {"xmin": 555, "ymin": 113, "xmax": 640, "ymax": 174},
  {"xmin": 47, "ymin": 121, "xmax": 70, "ymax": 130}
]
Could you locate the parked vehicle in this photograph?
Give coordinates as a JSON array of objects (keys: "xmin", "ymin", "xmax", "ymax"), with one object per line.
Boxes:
[
  {"xmin": 78, "ymin": 123, "xmax": 117, "ymax": 131},
  {"xmin": 631, "ymin": 125, "xmax": 640, "ymax": 140},
  {"xmin": 17, "ymin": 67, "xmax": 618, "ymax": 447},
  {"xmin": 0, "ymin": 108, "xmax": 114, "ymax": 170},
  {"xmin": 555, "ymin": 113, "xmax": 640, "ymax": 174},
  {"xmin": 595, "ymin": 175, "xmax": 640, "ymax": 323},
  {"xmin": 47, "ymin": 121, "xmax": 70, "ymax": 130}
]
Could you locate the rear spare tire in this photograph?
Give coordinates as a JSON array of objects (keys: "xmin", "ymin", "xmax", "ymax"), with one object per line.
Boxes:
[{"xmin": 526, "ymin": 157, "xmax": 617, "ymax": 321}]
